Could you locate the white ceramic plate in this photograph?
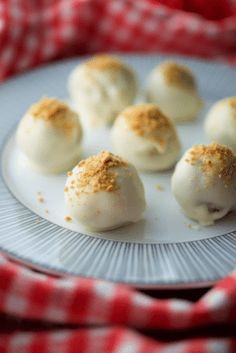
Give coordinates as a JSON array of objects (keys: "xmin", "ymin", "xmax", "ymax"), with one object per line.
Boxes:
[{"xmin": 1, "ymin": 55, "xmax": 236, "ymax": 289}]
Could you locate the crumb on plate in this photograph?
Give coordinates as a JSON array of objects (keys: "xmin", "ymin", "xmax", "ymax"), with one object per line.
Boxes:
[
  {"xmin": 64, "ymin": 216, "xmax": 72, "ymax": 222},
  {"xmin": 187, "ymin": 223, "xmax": 200, "ymax": 230},
  {"xmin": 156, "ymin": 184, "xmax": 164, "ymax": 191}
]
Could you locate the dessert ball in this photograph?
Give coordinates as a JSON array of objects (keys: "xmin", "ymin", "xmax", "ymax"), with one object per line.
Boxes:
[
  {"xmin": 16, "ymin": 97, "xmax": 83, "ymax": 174},
  {"xmin": 205, "ymin": 97, "xmax": 236, "ymax": 151},
  {"xmin": 68, "ymin": 54, "xmax": 137, "ymax": 127},
  {"xmin": 64, "ymin": 151, "xmax": 146, "ymax": 231},
  {"xmin": 146, "ymin": 61, "xmax": 202, "ymax": 123},
  {"xmin": 171, "ymin": 143, "xmax": 236, "ymax": 225},
  {"xmin": 111, "ymin": 104, "xmax": 181, "ymax": 171}
]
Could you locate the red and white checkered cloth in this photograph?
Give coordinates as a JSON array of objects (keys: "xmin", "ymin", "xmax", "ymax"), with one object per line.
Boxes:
[
  {"xmin": 1, "ymin": 0, "xmax": 236, "ymax": 81},
  {"xmin": 1, "ymin": 0, "xmax": 236, "ymax": 352},
  {"xmin": 0, "ymin": 254, "xmax": 236, "ymax": 352}
]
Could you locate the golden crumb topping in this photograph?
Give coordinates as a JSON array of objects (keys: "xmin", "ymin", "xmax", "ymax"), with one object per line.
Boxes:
[
  {"xmin": 228, "ymin": 97, "xmax": 236, "ymax": 109},
  {"xmin": 85, "ymin": 54, "xmax": 129, "ymax": 72},
  {"xmin": 30, "ymin": 97, "xmax": 68, "ymax": 120},
  {"xmin": 37, "ymin": 196, "xmax": 44, "ymax": 203},
  {"xmin": 185, "ymin": 143, "xmax": 236, "ymax": 185},
  {"xmin": 66, "ymin": 151, "xmax": 127, "ymax": 195},
  {"xmin": 29, "ymin": 97, "xmax": 78, "ymax": 137},
  {"xmin": 226, "ymin": 97, "xmax": 236, "ymax": 121},
  {"xmin": 156, "ymin": 184, "xmax": 164, "ymax": 191},
  {"xmin": 123, "ymin": 104, "xmax": 174, "ymax": 148},
  {"xmin": 64, "ymin": 216, "xmax": 72, "ymax": 222},
  {"xmin": 160, "ymin": 61, "xmax": 196, "ymax": 90}
]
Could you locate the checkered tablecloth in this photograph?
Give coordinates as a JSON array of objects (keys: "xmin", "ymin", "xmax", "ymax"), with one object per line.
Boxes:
[
  {"xmin": 1, "ymin": 0, "xmax": 236, "ymax": 81},
  {"xmin": 0, "ymin": 255, "xmax": 236, "ymax": 352},
  {"xmin": 0, "ymin": 1, "xmax": 236, "ymax": 352}
]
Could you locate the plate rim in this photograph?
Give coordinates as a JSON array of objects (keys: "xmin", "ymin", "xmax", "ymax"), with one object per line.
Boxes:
[{"xmin": 2, "ymin": 249, "xmax": 216, "ymax": 290}]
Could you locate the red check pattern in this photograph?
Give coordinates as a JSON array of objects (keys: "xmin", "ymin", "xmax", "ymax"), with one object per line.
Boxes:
[
  {"xmin": 1, "ymin": 0, "xmax": 236, "ymax": 81},
  {"xmin": 1, "ymin": 1, "xmax": 236, "ymax": 352},
  {"xmin": 0, "ymin": 255, "xmax": 236, "ymax": 352},
  {"xmin": 1, "ymin": 330, "xmax": 236, "ymax": 353}
]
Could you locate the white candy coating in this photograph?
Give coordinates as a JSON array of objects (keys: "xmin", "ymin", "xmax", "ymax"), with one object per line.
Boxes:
[
  {"xmin": 171, "ymin": 144, "xmax": 236, "ymax": 225},
  {"xmin": 64, "ymin": 151, "xmax": 146, "ymax": 231},
  {"xmin": 111, "ymin": 104, "xmax": 181, "ymax": 171},
  {"xmin": 205, "ymin": 97, "xmax": 236, "ymax": 151},
  {"xmin": 68, "ymin": 55, "xmax": 137, "ymax": 127},
  {"xmin": 146, "ymin": 61, "xmax": 202, "ymax": 123},
  {"xmin": 16, "ymin": 97, "xmax": 83, "ymax": 174}
]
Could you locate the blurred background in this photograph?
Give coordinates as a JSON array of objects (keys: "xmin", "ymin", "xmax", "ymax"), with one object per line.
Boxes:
[{"xmin": 1, "ymin": 0, "xmax": 236, "ymax": 81}]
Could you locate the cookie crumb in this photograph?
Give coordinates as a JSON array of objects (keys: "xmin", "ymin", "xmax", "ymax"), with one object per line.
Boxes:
[
  {"xmin": 37, "ymin": 196, "xmax": 44, "ymax": 203},
  {"xmin": 35, "ymin": 218, "xmax": 41, "ymax": 224},
  {"xmin": 85, "ymin": 54, "xmax": 131, "ymax": 73},
  {"xmin": 186, "ymin": 143, "xmax": 236, "ymax": 187},
  {"xmin": 187, "ymin": 223, "xmax": 200, "ymax": 230},
  {"xmin": 161, "ymin": 61, "xmax": 196, "ymax": 90},
  {"xmin": 156, "ymin": 184, "xmax": 164, "ymax": 191},
  {"xmin": 124, "ymin": 104, "xmax": 172, "ymax": 146},
  {"xmin": 45, "ymin": 209, "xmax": 49, "ymax": 214},
  {"xmin": 29, "ymin": 97, "xmax": 77, "ymax": 138},
  {"xmin": 64, "ymin": 216, "xmax": 72, "ymax": 222},
  {"xmin": 74, "ymin": 151, "xmax": 127, "ymax": 195}
]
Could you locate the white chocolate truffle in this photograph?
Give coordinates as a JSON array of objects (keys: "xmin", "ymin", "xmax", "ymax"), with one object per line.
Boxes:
[
  {"xmin": 171, "ymin": 143, "xmax": 236, "ymax": 225},
  {"xmin": 205, "ymin": 97, "xmax": 236, "ymax": 151},
  {"xmin": 111, "ymin": 104, "xmax": 181, "ymax": 171},
  {"xmin": 68, "ymin": 54, "xmax": 137, "ymax": 127},
  {"xmin": 64, "ymin": 151, "xmax": 145, "ymax": 231},
  {"xmin": 16, "ymin": 97, "xmax": 83, "ymax": 174},
  {"xmin": 146, "ymin": 61, "xmax": 202, "ymax": 123}
]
